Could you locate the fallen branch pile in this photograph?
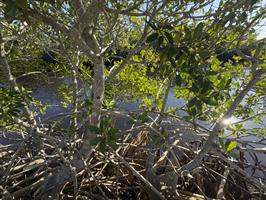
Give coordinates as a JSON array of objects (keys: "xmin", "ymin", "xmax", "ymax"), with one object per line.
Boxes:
[{"xmin": 1, "ymin": 120, "xmax": 265, "ymax": 200}]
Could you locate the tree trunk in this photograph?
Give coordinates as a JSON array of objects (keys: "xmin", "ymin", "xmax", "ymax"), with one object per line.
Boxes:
[{"xmin": 89, "ymin": 56, "xmax": 105, "ymax": 132}]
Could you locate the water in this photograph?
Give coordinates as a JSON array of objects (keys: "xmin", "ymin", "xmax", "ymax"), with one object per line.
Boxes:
[
  {"xmin": 164, "ymin": 89, "xmax": 266, "ymax": 181},
  {"xmin": 0, "ymin": 77, "xmax": 265, "ymax": 181}
]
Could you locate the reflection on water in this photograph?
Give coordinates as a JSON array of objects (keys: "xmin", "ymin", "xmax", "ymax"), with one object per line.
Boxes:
[{"xmin": 1, "ymin": 77, "xmax": 265, "ymax": 181}]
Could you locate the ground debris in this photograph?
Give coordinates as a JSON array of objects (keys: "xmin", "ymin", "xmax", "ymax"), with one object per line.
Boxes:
[{"xmin": 0, "ymin": 129, "xmax": 265, "ymax": 200}]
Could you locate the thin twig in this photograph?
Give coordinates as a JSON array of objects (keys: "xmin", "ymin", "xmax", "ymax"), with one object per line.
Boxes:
[{"xmin": 112, "ymin": 149, "xmax": 166, "ymax": 200}]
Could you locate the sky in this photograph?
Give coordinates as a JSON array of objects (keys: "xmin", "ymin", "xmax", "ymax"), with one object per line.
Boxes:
[
  {"xmin": 255, "ymin": 0, "xmax": 266, "ymax": 39},
  {"xmin": 210, "ymin": 0, "xmax": 266, "ymax": 39}
]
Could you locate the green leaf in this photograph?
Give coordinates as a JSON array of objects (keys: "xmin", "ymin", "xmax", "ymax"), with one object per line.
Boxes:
[
  {"xmin": 188, "ymin": 97, "xmax": 196, "ymax": 108},
  {"xmin": 206, "ymin": 97, "xmax": 218, "ymax": 106},
  {"xmin": 88, "ymin": 125, "xmax": 101, "ymax": 134},
  {"xmin": 146, "ymin": 21, "xmax": 158, "ymax": 30},
  {"xmin": 200, "ymin": 79, "xmax": 213, "ymax": 94},
  {"xmin": 108, "ymin": 127, "xmax": 118, "ymax": 135},
  {"xmin": 164, "ymin": 31, "xmax": 174, "ymax": 44},
  {"xmin": 100, "ymin": 118, "xmax": 111, "ymax": 130},
  {"xmin": 184, "ymin": 26, "xmax": 191, "ymax": 41},
  {"xmin": 159, "ymin": 47, "xmax": 168, "ymax": 64},
  {"xmin": 166, "ymin": 45, "xmax": 177, "ymax": 58},
  {"xmin": 49, "ymin": 0, "xmax": 56, "ymax": 5},
  {"xmin": 169, "ymin": 58, "xmax": 176, "ymax": 68},
  {"xmin": 188, "ymin": 105, "xmax": 197, "ymax": 117},
  {"xmin": 199, "ymin": 49, "xmax": 210, "ymax": 59},
  {"xmin": 195, "ymin": 100, "xmax": 203, "ymax": 110},
  {"xmin": 91, "ymin": 137, "xmax": 102, "ymax": 146},
  {"xmin": 188, "ymin": 97, "xmax": 202, "ymax": 111},
  {"xmin": 108, "ymin": 127, "xmax": 118, "ymax": 141},
  {"xmin": 15, "ymin": 0, "xmax": 27, "ymax": 10},
  {"xmin": 4, "ymin": 2, "xmax": 17, "ymax": 19},
  {"xmin": 175, "ymin": 74, "xmax": 182, "ymax": 86},
  {"xmin": 138, "ymin": 111, "xmax": 149, "ymax": 123},
  {"xmin": 225, "ymin": 78, "xmax": 232, "ymax": 88},
  {"xmin": 108, "ymin": 141, "xmax": 118, "ymax": 150},
  {"xmin": 193, "ymin": 22, "xmax": 204, "ymax": 40},
  {"xmin": 194, "ymin": 75, "xmax": 213, "ymax": 95},
  {"xmin": 191, "ymin": 83, "xmax": 200, "ymax": 93},
  {"xmin": 157, "ymin": 36, "xmax": 164, "ymax": 48},
  {"xmin": 146, "ymin": 32, "xmax": 159, "ymax": 43},
  {"xmin": 99, "ymin": 139, "xmax": 107, "ymax": 152},
  {"xmin": 226, "ymin": 141, "xmax": 237, "ymax": 152}
]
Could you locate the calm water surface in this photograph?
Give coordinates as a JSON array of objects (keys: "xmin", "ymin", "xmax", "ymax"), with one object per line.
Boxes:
[{"xmin": 1, "ymin": 77, "xmax": 265, "ymax": 181}]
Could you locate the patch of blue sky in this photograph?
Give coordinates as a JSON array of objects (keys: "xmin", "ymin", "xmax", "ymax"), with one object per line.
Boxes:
[
  {"xmin": 200, "ymin": 0, "xmax": 265, "ymax": 39},
  {"xmin": 256, "ymin": 0, "xmax": 266, "ymax": 39}
]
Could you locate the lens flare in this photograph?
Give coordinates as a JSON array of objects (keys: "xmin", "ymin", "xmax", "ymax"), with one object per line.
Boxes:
[{"xmin": 222, "ymin": 117, "xmax": 234, "ymax": 125}]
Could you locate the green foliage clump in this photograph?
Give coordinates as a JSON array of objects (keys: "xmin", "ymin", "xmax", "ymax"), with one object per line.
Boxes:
[{"xmin": 0, "ymin": 87, "xmax": 24, "ymax": 127}]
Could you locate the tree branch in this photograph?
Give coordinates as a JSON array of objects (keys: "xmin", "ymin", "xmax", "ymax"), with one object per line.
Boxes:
[{"xmin": 176, "ymin": 68, "xmax": 266, "ymax": 174}]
